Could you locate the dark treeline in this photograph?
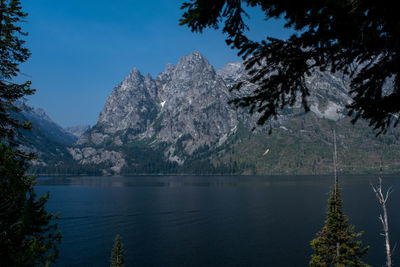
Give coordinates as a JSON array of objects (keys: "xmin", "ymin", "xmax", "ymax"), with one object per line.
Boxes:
[{"xmin": 29, "ymin": 160, "xmax": 256, "ymax": 176}]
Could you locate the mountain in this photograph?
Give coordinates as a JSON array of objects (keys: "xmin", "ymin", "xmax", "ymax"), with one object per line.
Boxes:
[
  {"xmin": 14, "ymin": 107, "xmax": 77, "ymax": 169},
  {"xmin": 65, "ymin": 125, "xmax": 91, "ymax": 138},
  {"xmin": 65, "ymin": 51, "xmax": 400, "ymax": 175},
  {"xmin": 69, "ymin": 52, "xmax": 245, "ymax": 174},
  {"xmin": 23, "ymin": 108, "xmax": 77, "ymax": 145}
]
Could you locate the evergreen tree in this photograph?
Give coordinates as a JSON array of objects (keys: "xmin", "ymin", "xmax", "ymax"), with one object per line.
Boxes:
[
  {"xmin": 310, "ymin": 185, "xmax": 369, "ymax": 266},
  {"xmin": 1, "ymin": 0, "xmax": 61, "ymax": 265},
  {"xmin": 110, "ymin": 234, "xmax": 125, "ymax": 267},
  {"xmin": 0, "ymin": 143, "xmax": 62, "ymax": 266},
  {"xmin": 1, "ymin": 0, "xmax": 35, "ymax": 144}
]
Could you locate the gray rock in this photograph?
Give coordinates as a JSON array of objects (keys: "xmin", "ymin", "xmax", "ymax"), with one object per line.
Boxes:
[
  {"xmin": 97, "ymin": 68, "xmax": 158, "ymax": 134},
  {"xmin": 70, "ymin": 51, "xmax": 354, "ymax": 173}
]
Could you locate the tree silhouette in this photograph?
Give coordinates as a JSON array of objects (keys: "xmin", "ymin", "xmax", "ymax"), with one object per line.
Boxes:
[
  {"xmin": 0, "ymin": 0, "xmax": 35, "ymax": 144},
  {"xmin": 0, "ymin": 1, "xmax": 61, "ymax": 265},
  {"xmin": 0, "ymin": 143, "xmax": 62, "ymax": 266},
  {"xmin": 180, "ymin": 0, "xmax": 400, "ymax": 135}
]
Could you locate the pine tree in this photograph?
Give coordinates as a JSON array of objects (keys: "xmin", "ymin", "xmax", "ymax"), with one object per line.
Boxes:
[
  {"xmin": 0, "ymin": 143, "xmax": 62, "ymax": 266},
  {"xmin": 1, "ymin": 0, "xmax": 35, "ymax": 144},
  {"xmin": 310, "ymin": 185, "xmax": 369, "ymax": 266},
  {"xmin": 1, "ymin": 1, "xmax": 61, "ymax": 265},
  {"xmin": 110, "ymin": 234, "xmax": 125, "ymax": 267}
]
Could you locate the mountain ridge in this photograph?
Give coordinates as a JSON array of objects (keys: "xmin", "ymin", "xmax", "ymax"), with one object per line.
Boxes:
[
  {"xmin": 63, "ymin": 51, "xmax": 400, "ymax": 175},
  {"xmin": 21, "ymin": 51, "xmax": 400, "ymax": 175}
]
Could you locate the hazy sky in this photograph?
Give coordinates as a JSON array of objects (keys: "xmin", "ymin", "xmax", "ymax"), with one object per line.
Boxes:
[{"xmin": 19, "ymin": 0, "xmax": 291, "ymax": 127}]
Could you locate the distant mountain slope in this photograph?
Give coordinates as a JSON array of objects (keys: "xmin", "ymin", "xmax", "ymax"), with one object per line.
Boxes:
[
  {"xmin": 211, "ymin": 115, "xmax": 400, "ymax": 175},
  {"xmin": 13, "ymin": 107, "xmax": 77, "ymax": 169},
  {"xmin": 64, "ymin": 51, "xmax": 400, "ymax": 175},
  {"xmin": 22, "ymin": 108, "xmax": 77, "ymax": 145},
  {"xmin": 65, "ymin": 125, "xmax": 91, "ymax": 138}
]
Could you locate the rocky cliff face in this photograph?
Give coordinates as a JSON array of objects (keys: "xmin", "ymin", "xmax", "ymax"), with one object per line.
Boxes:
[
  {"xmin": 97, "ymin": 68, "xmax": 158, "ymax": 135},
  {"xmin": 68, "ymin": 51, "xmax": 398, "ymax": 175},
  {"xmin": 153, "ymin": 52, "xmax": 239, "ymax": 161},
  {"xmin": 218, "ymin": 61, "xmax": 351, "ymax": 122},
  {"xmin": 71, "ymin": 52, "xmax": 244, "ymax": 173}
]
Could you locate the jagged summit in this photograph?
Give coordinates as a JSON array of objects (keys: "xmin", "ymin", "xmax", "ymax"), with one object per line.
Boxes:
[
  {"xmin": 97, "ymin": 63, "xmax": 157, "ymax": 133},
  {"xmin": 129, "ymin": 67, "xmax": 141, "ymax": 75},
  {"xmin": 122, "ymin": 67, "xmax": 143, "ymax": 85},
  {"xmin": 175, "ymin": 51, "xmax": 214, "ymax": 75},
  {"xmin": 71, "ymin": 51, "xmax": 240, "ymax": 173},
  {"xmin": 67, "ymin": 51, "xmax": 371, "ymax": 175},
  {"xmin": 122, "ymin": 67, "xmax": 143, "ymax": 82},
  {"xmin": 180, "ymin": 51, "xmax": 208, "ymax": 63}
]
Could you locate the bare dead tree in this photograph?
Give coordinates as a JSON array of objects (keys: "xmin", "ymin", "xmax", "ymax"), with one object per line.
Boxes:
[{"xmin": 371, "ymin": 175, "xmax": 393, "ymax": 267}]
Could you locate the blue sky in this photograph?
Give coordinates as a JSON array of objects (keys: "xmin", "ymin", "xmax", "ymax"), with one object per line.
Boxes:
[{"xmin": 20, "ymin": 0, "xmax": 291, "ymax": 127}]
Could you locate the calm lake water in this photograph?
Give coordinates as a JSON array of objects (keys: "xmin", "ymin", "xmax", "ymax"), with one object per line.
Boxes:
[{"xmin": 35, "ymin": 175, "xmax": 400, "ymax": 267}]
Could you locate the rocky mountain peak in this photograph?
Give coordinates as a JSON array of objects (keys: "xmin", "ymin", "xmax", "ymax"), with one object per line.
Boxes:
[
  {"xmin": 180, "ymin": 51, "xmax": 207, "ymax": 63},
  {"xmin": 178, "ymin": 51, "xmax": 211, "ymax": 66},
  {"xmin": 173, "ymin": 51, "xmax": 215, "ymax": 80},
  {"xmin": 128, "ymin": 67, "xmax": 141, "ymax": 77},
  {"xmin": 72, "ymin": 52, "xmax": 241, "ymax": 172},
  {"xmin": 157, "ymin": 52, "xmax": 218, "ymax": 101},
  {"xmin": 119, "ymin": 67, "xmax": 143, "ymax": 89},
  {"xmin": 95, "ymin": 65, "xmax": 157, "ymax": 135},
  {"xmin": 70, "ymin": 51, "xmax": 359, "ymax": 175}
]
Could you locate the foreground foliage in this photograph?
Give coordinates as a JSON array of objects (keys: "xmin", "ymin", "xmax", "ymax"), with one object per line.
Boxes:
[
  {"xmin": 0, "ymin": 0, "xmax": 35, "ymax": 143},
  {"xmin": 0, "ymin": 143, "xmax": 61, "ymax": 266},
  {"xmin": 1, "ymin": 0, "xmax": 61, "ymax": 265},
  {"xmin": 180, "ymin": 0, "xmax": 400, "ymax": 134},
  {"xmin": 310, "ymin": 185, "xmax": 369, "ymax": 266}
]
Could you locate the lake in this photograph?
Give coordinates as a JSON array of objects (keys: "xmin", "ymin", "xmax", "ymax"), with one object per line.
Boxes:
[{"xmin": 35, "ymin": 175, "xmax": 400, "ymax": 266}]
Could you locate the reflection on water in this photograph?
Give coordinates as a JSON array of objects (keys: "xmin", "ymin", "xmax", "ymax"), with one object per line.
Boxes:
[{"xmin": 35, "ymin": 175, "xmax": 400, "ymax": 267}]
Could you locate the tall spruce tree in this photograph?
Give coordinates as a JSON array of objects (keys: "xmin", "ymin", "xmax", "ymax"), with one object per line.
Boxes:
[
  {"xmin": 0, "ymin": 0, "xmax": 35, "ymax": 144},
  {"xmin": 0, "ymin": 143, "xmax": 62, "ymax": 266},
  {"xmin": 110, "ymin": 234, "xmax": 125, "ymax": 267},
  {"xmin": 0, "ymin": 0, "xmax": 61, "ymax": 265},
  {"xmin": 310, "ymin": 185, "xmax": 369, "ymax": 266}
]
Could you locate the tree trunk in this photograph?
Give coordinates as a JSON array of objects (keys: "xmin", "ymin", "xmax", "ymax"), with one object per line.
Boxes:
[{"xmin": 371, "ymin": 176, "xmax": 392, "ymax": 267}]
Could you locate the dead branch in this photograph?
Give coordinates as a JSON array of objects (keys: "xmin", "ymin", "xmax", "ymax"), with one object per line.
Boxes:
[{"xmin": 371, "ymin": 175, "xmax": 393, "ymax": 267}]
